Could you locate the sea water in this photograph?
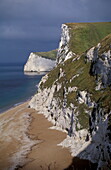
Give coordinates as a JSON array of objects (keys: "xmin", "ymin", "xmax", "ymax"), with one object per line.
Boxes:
[{"xmin": 0, "ymin": 63, "xmax": 45, "ymax": 113}]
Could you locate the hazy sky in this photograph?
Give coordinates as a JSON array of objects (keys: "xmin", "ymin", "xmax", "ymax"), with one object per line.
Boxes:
[{"xmin": 0, "ymin": 0, "xmax": 111, "ymax": 63}]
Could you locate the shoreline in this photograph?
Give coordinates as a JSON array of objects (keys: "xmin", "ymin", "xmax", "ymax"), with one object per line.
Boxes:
[
  {"xmin": 0, "ymin": 101, "xmax": 72, "ymax": 170},
  {"xmin": 0, "ymin": 98, "xmax": 31, "ymax": 114},
  {"xmin": 0, "ymin": 101, "xmax": 34, "ymax": 169},
  {"xmin": 0, "ymin": 101, "xmax": 98, "ymax": 170}
]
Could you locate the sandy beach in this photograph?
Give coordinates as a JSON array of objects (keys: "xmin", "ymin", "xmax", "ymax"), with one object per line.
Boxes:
[{"xmin": 0, "ymin": 102, "xmax": 72, "ymax": 170}]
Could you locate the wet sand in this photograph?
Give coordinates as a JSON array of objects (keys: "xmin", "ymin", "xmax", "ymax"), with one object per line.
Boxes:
[{"xmin": 0, "ymin": 102, "xmax": 72, "ymax": 170}]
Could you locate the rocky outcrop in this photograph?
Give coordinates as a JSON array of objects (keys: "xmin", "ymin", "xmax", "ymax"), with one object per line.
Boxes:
[
  {"xmin": 30, "ymin": 78, "xmax": 111, "ymax": 170},
  {"xmin": 56, "ymin": 24, "xmax": 75, "ymax": 64},
  {"xmin": 86, "ymin": 34, "xmax": 111, "ymax": 90},
  {"xmin": 29, "ymin": 24, "xmax": 111, "ymax": 169},
  {"xmin": 24, "ymin": 52, "xmax": 55, "ymax": 72}
]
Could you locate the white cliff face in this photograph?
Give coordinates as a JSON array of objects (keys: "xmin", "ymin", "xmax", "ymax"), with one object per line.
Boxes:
[
  {"xmin": 29, "ymin": 27, "xmax": 111, "ymax": 169},
  {"xmin": 29, "ymin": 71, "xmax": 111, "ymax": 169},
  {"xmin": 58, "ymin": 105, "xmax": 111, "ymax": 169},
  {"xmin": 79, "ymin": 108, "xmax": 111, "ymax": 169},
  {"xmin": 56, "ymin": 24, "xmax": 75, "ymax": 64},
  {"xmin": 64, "ymin": 51, "xmax": 74, "ymax": 61},
  {"xmin": 86, "ymin": 47, "xmax": 95, "ymax": 61},
  {"xmin": 29, "ymin": 83, "xmax": 76, "ymax": 134},
  {"xmin": 24, "ymin": 53, "xmax": 55, "ymax": 72},
  {"xmin": 29, "ymin": 79, "xmax": 111, "ymax": 169},
  {"xmin": 77, "ymin": 91, "xmax": 94, "ymax": 108}
]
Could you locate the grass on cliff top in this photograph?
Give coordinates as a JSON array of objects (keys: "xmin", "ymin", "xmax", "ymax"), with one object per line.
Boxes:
[
  {"xmin": 40, "ymin": 28, "xmax": 111, "ymax": 130},
  {"xmin": 41, "ymin": 53, "xmax": 111, "ymax": 111},
  {"xmin": 98, "ymin": 33, "xmax": 111, "ymax": 54},
  {"xmin": 65, "ymin": 22, "xmax": 111, "ymax": 54},
  {"xmin": 41, "ymin": 31, "xmax": 111, "ymax": 112},
  {"xmin": 33, "ymin": 49, "xmax": 57, "ymax": 60}
]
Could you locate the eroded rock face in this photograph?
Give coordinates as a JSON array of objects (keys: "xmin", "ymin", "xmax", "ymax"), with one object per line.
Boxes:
[
  {"xmin": 56, "ymin": 24, "xmax": 75, "ymax": 64},
  {"xmin": 80, "ymin": 107, "xmax": 111, "ymax": 169},
  {"xmin": 29, "ymin": 84, "xmax": 76, "ymax": 134},
  {"xmin": 86, "ymin": 43, "xmax": 111, "ymax": 89},
  {"xmin": 24, "ymin": 53, "xmax": 55, "ymax": 72},
  {"xmin": 77, "ymin": 90, "xmax": 94, "ymax": 108},
  {"xmin": 29, "ymin": 26, "xmax": 111, "ymax": 169},
  {"xmin": 29, "ymin": 76, "xmax": 111, "ymax": 169}
]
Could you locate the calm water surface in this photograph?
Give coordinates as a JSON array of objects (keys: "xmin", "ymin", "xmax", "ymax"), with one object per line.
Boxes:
[{"xmin": 0, "ymin": 63, "xmax": 45, "ymax": 113}]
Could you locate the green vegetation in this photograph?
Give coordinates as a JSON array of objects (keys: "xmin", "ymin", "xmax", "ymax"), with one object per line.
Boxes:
[
  {"xmin": 77, "ymin": 105, "xmax": 89, "ymax": 129},
  {"xmin": 40, "ymin": 65, "xmax": 60, "ymax": 89},
  {"xmin": 41, "ymin": 55, "xmax": 111, "ymax": 111},
  {"xmin": 66, "ymin": 22, "xmax": 111, "ymax": 54},
  {"xmin": 98, "ymin": 33, "xmax": 111, "ymax": 54},
  {"xmin": 34, "ymin": 49, "xmax": 57, "ymax": 60},
  {"xmin": 96, "ymin": 88, "xmax": 111, "ymax": 112},
  {"xmin": 40, "ymin": 23, "xmax": 111, "ymax": 129}
]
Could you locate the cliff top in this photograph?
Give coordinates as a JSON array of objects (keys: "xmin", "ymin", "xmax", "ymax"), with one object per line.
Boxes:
[
  {"xmin": 29, "ymin": 22, "xmax": 111, "ymax": 169},
  {"xmin": 33, "ymin": 49, "xmax": 57, "ymax": 60},
  {"xmin": 65, "ymin": 22, "xmax": 111, "ymax": 54},
  {"xmin": 40, "ymin": 33, "xmax": 111, "ymax": 114}
]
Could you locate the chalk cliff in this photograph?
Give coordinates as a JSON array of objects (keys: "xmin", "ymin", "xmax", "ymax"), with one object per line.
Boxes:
[
  {"xmin": 56, "ymin": 24, "xmax": 75, "ymax": 64},
  {"xmin": 29, "ymin": 23, "xmax": 111, "ymax": 169},
  {"xmin": 24, "ymin": 50, "xmax": 56, "ymax": 72}
]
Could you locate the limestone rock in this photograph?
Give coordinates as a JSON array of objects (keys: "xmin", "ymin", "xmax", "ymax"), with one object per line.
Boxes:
[
  {"xmin": 24, "ymin": 53, "xmax": 55, "ymax": 72},
  {"xmin": 29, "ymin": 25, "xmax": 111, "ymax": 169},
  {"xmin": 56, "ymin": 24, "xmax": 75, "ymax": 64}
]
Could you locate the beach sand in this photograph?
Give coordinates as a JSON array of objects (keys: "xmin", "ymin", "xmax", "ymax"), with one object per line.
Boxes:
[{"xmin": 0, "ymin": 102, "xmax": 72, "ymax": 170}]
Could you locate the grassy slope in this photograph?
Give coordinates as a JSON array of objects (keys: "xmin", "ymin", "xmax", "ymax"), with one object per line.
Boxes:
[
  {"xmin": 40, "ymin": 31, "xmax": 111, "ymax": 129},
  {"xmin": 33, "ymin": 49, "xmax": 57, "ymax": 60},
  {"xmin": 66, "ymin": 22, "xmax": 111, "ymax": 54},
  {"xmin": 99, "ymin": 33, "xmax": 111, "ymax": 54}
]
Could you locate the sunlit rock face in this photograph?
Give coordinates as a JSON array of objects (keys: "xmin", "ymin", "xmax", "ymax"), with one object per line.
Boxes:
[
  {"xmin": 29, "ymin": 24, "xmax": 111, "ymax": 169},
  {"xmin": 56, "ymin": 24, "xmax": 75, "ymax": 64},
  {"xmin": 24, "ymin": 53, "xmax": 55, "ymax": 72},
  {"xmin": 29, "ymin": 78, "xmax": 111, "ymax": 169}
]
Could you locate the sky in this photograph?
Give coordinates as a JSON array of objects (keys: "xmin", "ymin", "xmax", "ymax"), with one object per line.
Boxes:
[{"xmin": 0, "ymin": 0, "xmax": 111, "ymax": 64}]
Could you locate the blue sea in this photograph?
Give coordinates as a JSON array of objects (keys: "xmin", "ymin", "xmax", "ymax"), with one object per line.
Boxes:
[{"xmin": 0, "ymin": 63, "xmax": 45, "ymax": 113}]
